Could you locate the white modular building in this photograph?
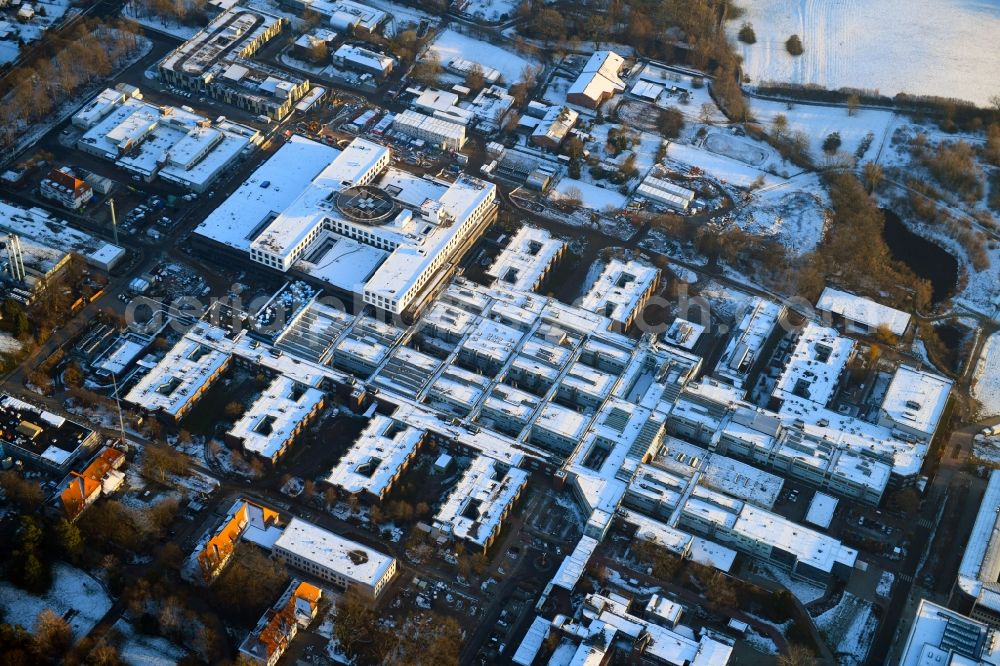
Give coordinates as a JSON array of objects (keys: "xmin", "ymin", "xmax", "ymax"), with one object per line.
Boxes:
[{"xmin": 392, "ymin": 109, "xmax": 467, "ymax": 150}]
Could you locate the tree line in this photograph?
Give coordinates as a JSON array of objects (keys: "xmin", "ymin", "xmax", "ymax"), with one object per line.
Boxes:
[{"xmin": 0, "ymin": 18, "xmax": 144, "ymax": 152}]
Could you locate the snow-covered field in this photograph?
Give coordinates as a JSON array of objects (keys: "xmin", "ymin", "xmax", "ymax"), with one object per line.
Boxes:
[
  {"xmin": 665, "ymin": 141, "xmax": 784, "ymax": 189},
  {"xmin": 550, "ymin": 177, "xmax": 628, "ymax": 212},
  {"xmin": 972, "ymin": 332, "xmax": 1000, "ymax": 417},
  {"xmin": 743, "ymin": 628, "xmax": 780, "ymax": 655},
  {"xmin": 730, "ymin": 0, "xmax": 1000, "ymax": 107},
  {"xmin": 733, "ymin": 178, "xmax": 830, "ymax": 256},
  {"xmin": 0, "ymin": 564, "xmax": 112, "ymax": 639},
  {"xmin": 455, "ymin": 0, "xmax": 518, "ymax": 22},
  {"xmin": 749, "ymin": 99, "xmax": 897, "ymax": 162},
  {"xmin": 426, "ymin": 29, "xmax": 539, "ymax": 84}
]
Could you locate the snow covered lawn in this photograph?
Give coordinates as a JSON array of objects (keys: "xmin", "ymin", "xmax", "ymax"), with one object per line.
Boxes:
[
  {"xmin": 972, "ymin": 332, "xmax": 1000, "ymax": 418},
  {"xmin": 113, "ymin": 620, "xmax": 188, "ymax": 665},
  {"xmin": 0, "ymin": 564, "xmax": 112, "ymax": 639},
  {"xmin": 814, "ymin": 592, "xmax": 879, "ymax": 666},
  {"xmin": 550, "ymin": 177, "xmax": 628, "ymax": 212},
  {"xmin": 426, "ymin": 29, "xmax": 539, "ymax": 84},
  {"xmin": 749, "ymin": 99, "xmax": 896, "ymax": 162},
  {"xmin": 665, "ymin": 141, "xmax": 784, "ymax": 189},
  {"xmin": 729, "ymin": 0, "xmax": 1000, "ymax": 108}
]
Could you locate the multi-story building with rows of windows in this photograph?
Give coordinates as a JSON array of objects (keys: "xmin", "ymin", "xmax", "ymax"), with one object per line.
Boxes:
[{"xmin": 194, "ymin": 135, "xmax": 497, "ymax": 318}]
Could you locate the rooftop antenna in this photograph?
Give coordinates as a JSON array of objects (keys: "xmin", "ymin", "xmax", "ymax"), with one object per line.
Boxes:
[{"xmin": 6, "ymin": 233, "xmax": 25, "ymax": 282}]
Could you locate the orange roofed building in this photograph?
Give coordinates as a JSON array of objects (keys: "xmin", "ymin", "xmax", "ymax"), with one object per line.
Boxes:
[
  {"xmin": 239, "ymin": 580, "xmax": 322, "ymax": 666},
  {"xmin": 59, "ymin": 447, "xmax": 126, "ymax": 522},
  {"xmin": 185, "ymin": 499, "xmax": 282, "ymax": 585}
]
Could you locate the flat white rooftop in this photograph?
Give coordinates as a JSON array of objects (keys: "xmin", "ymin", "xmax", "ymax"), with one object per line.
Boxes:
[
  {"xmin": 579, "ymin": 258, "xmax": 658, "ymax": 326},
  {"xmin": 228, "ymin": 376, "xmax": 325, "ymax": 459},
  {"xmin": 124, "ymin": 339, "xmax": 229, "ymax": 417},
  {"xmin": 325, "ymin": 415, "xmax": 423, "ymax": 497},
  {"xmin": 195, "ymin": 136, "xmax": 340, "ymax": 252},
  {"xmin": 899, "ymin": 599, "xmax": 1000, "ymax": 666},
  {"xmin": 274, "ymin": 517, "xmax": 395, "ymax": 588},
  {"xmin": 734, "ymin": 504, "xmax": 857, "ymax": 574},
  {"xmin": 714, "ymin": 297, "xmax": 783, "ymax": 387},
  {"xmin": 773, "ymin": 323, "xmax": 855, "ymax": 408},
  {"xmin": 817, "ymin": 286, "xmax": 911, "ymax": 336},
  {"xmin": 879, "ymin": 365, "xmax": 952, "ymax": 438},
  {"xmin": 804, "ymin": 492, "xmax": 838, "ymax": 529},
  {"xmin": 433, "ymin": 456, "xmax": 528, "ymax": 546},
  {"xmin": 0, "ymin": 200, "xmax": 126, "ymax": 270},
  {"xmin": 486, "ymin": 225, "xmax": 565, "ymax": 293}
]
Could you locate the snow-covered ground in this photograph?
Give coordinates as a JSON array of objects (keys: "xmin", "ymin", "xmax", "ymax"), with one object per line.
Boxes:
[
  {"xmin": 743, "ymin": 628, "xmax": 780, "ymax": 655},
  {"xmin": 755, "ymin": 562, "xmax": 826, "ymax": 604},
  {"xmin": 749, "ymin": 99, "xmax": 896, "ymax": 162},
  {"xmin": 113, "ymin": 620, "xmax": 188, "ymax": 665},
  {"xmin": 0, "ymin": 333, "xmax": 22, "ymax": 354},
  {"xmin": 665, "ymin": 140, "xmax": 785, "ymax": 189},
  {"xmin": 732, "ymin": 174, "xmax": 830, "ymax": 255},
  {"xmin": 550, "ymin": 177, "xmax": 628, "ymax": 212},
  {"xmin": 0, "ymin": 564, "xmax": 112, "ymax": 639},
  {"xmin": 454, "ymin": 0, "xmax": 518, "ymax": 22},
  {"xmin": 972, "ymin": 332, "xmax": 1000, "ymax": 418},
  {"xmin": 729, "ymin": 0, "xmax": 1000, "ymax": 107},
  {"xmin": 426, "ymin": 29, "xmax": 540, "ymax": 84},
  {"xmin": 814, "ymin": 592, "xmax": 879, "ymax": 666}
]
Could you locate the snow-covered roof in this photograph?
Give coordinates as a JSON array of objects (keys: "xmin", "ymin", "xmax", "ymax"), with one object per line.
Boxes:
[
  {"xmin": 325, "ymin": 415, "xmax": 424, "ymax": 497},
  {"xmin": 512, "ymin": 616, "xmax": 551, "ymax": 666},
  {"xmin": 159, "ymin": 7, "xmax": 284, "ymax": 78},
  {"xmin": 273, "ymin": 517, "xmax": 395, "ymax": 588},
  {"xmin": 485, "ymin": 225, "xmax": 565, "ymax": 293},
  {"xmin": 817, "ymin": 286, "xmax": 911, "ymax": 336},
  {"xmin": 194, "ymin": 136, "xmax": 340, "ymax": 252},
  {"xmin": 123, "ymin": 338, "xmax": 230, "ymax": 417},
  {"xmin": 578, "ymin": 258, "xmax": 659, "ymax": 326},
  {"xmin": 899, "ymin": 599, "xmax": 1000, "ymax": 666},
  {"xmin": 77, "ymin": 93, "xmax": 258, "ymax": 190},
  {"xmin": 957, "ymin": 470, "xmax": 1000, "ymax": 604},
  {"xmin": 664, "ymin": 318, "xmax": 705, "ymax": 350},
  {"xmin": 804, "ymin": 492, "xmax": 838, "ymax": 529},
  {"xmin": 228, "ymin": 376, "xmax": 325, "ymax": 460},
  {"xmin": 713, "ymin": 297, "xmax": 783, "ymax": 388},
  {"xmin": 0, "ymin": 200, "xmax": 126, "ymax": 270},
  {"xmin": 879, "ymin": 365, "xmax": 952, "ymax": 438},
  {"xmin": 567, "ymin": 50, "xmax": 626, "ymax": 104},
  {"xmin": 772, "ymin": 323, "xmax": 855, "ymax": 407},
  {"xmin": 551, "ymin": 535, "xmax": 599, "ymax": 591},
  {"xmin": 334, "ymin": 44, "xmax": 394, "ymax": 73},
  {"xmin": 733, "ymin": 504, "xmax": 857, "ymax": 574},
  {"xmin": 432, "ymin": 456, "xmax": 529, "ymax": 547}
]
